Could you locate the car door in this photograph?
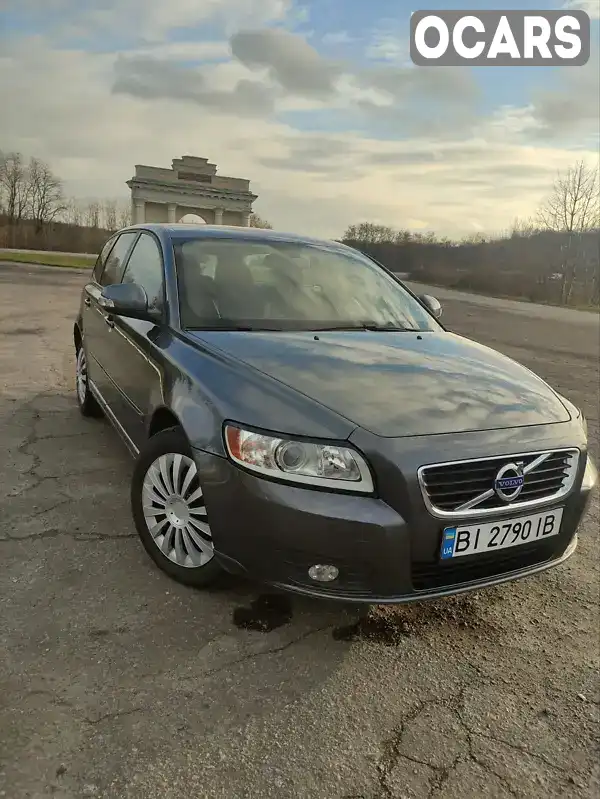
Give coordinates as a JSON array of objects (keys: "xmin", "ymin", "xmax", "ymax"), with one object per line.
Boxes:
[
  {"xmin": 104, "ymin": 231, "xmax": 167, "ymax": 448},
  {"xmin": 82, "ymin": 234, "xmax": 117, "ymax": 390},
  {"xmin": 83, "ymin": 231, "xmax": 139, "ymax": 410}
]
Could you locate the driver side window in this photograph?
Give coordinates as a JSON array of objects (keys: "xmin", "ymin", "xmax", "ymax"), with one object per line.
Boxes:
[
  {"xmin": 120, "ymin": 232, "xmax": 165, "ymax": 313},
  {"xmin": 93, "ymin": 236, "xmax": 116, "ymax": 283},
  {"xmin": 99, "ymin": 232, "xmax": 137, "ymax": 286}
]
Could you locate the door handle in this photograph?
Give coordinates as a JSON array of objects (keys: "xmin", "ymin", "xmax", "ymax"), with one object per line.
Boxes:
[{"xmin": 84, "ymin": 297, "xmax": 91, "ymax": 307}]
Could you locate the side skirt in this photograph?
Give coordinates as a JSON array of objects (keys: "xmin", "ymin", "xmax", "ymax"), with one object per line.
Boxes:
[{"xmin": 89, "ymin": 379, "xmax": 140, "ymax": 458}]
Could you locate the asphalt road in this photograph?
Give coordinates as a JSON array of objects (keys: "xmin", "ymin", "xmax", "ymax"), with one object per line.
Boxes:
[{"xmin": 1, "ymin": 262, "xmax": 598, "ymax": 799}]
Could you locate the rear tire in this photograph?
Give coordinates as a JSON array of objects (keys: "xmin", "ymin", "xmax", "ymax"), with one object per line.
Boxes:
[
  {"xmin": 75, "ymin": 341, "xmax": 103, "ymax": 417},
  {"xmin": 131, "ymin": 427, "xmax": 223, "ymax": 588}
]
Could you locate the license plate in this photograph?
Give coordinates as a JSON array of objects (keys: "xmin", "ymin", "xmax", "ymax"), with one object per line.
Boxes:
[{"xmin": 440, "ymin": 508, "xmax": 563, "ymax": 560}]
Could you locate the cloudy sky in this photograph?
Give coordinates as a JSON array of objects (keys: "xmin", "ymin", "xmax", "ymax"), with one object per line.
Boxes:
[{"xmin": 0, "ymin": 0, "xmax": 598, "ymax": 238}]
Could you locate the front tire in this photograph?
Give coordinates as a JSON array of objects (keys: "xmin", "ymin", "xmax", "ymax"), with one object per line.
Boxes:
[
  {"xmin": 131, "ymin": 427, "xmax": 222, "ymax": 587},
  {"xmin": 75, "ymin": 341, "xmax": 102, "ymax": 417}
]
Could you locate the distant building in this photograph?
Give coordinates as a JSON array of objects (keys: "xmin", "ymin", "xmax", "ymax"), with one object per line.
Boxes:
[{"xmin": 127, "ymin": 155, "xmax": 257, "ymax": 226}]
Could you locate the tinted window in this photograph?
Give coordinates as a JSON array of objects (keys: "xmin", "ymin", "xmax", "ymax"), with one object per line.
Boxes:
[
  {"xmin": 121, "ymin": 233, "xmax": 165, "ymax": 313},
  {"xmin": 173, "ymin": 238, "xmax": 440, "ymax": 333},
  {"xmin": 99, "ymin": 232, "xmax": 137, "ymax": 286},
  {"xmin": 93, "ymin": 237, "xmax": 117, "ymax": 282}
]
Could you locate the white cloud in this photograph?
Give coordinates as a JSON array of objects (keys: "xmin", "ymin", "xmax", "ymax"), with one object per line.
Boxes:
[
  {"xmin": 562, "ymin": 0, "xmax": 600, "ymax": 19},
  {"xmin": 126, "ymin": 41, "xmax": 230, "ymax": 62},
  {"xmin": 366, "ymin": 25, "xmax": 410, "ymax": 65},
  {"xmin": 15, "ymin": 0, "xmax": 294, "ymax": 42},
  {"xmin": 529, "ymin": 52, "xmax": 600, "ymax": 138},
  {"xmin": 321, "ymin": 31, "xmax": 356, "ymax": 46},
  {"xmin": 112, "ymin": 55, "xmax": 277, "ymax": 116},
  {"xmin": 230, "ymin": 28, "xmax": 342, "ymax": 98},
  {"xmin": 1, "ymin": 19, "xmax": 598, "ymax": 239}
]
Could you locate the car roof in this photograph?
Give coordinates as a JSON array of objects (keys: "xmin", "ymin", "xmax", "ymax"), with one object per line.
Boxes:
[{"xmin": 123, "ymin": 223, "xmax": 354, "ymax": 252}]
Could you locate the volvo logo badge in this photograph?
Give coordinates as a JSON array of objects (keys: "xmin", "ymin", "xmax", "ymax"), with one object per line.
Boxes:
[{"xmin": 494, "ymin": 462, "xmax": 525, "ymax": 502}]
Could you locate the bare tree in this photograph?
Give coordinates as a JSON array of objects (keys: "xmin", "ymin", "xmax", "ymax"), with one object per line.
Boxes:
[
  {"xmin": 104, "ymin": 199, "xmax": 118, "ymax": 232},
  {"xmin": 343, "ymin": 222, "xmax": 397, "ymax": 244},
  {"xmin": 536, "ymin": 161, "xmax": 600, "ymax": 304},
  {"xmin": 461, "ymin": 232, "xmax": 490, "ymax": 245},
  {"xmin": 510, "ymin": 217, "xmax": 539, "ymax": 238},
  {"xmin": 0, "ymin": 151, "xmax": 31, "ymax": 225},
  {"xmin": 117, "ymin": 202, "xmax": 132, "ymax": 229},
  {"xmin": 85, "ymin": 200, "xmax": 101, "ymax": 229},
  {"xmin": 249, "ymin": 213, "xmax": 273, "ymax": 229},
  {"xmin": 537, "ymin": 161, "xmax": 600, "ymax": 233},
  {"xmin": 64, "ymin": 197, "xmax": 85, "ymax": 227},
  {"xmin": 394, "ymin": 229, "xmax": 415, "ymax": 245},
  {"xmin": 27, "ymin": 157, "xmax": 66, "ymax": 232}
]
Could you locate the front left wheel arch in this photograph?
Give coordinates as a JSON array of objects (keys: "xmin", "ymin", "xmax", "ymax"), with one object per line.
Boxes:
[
  {"xmin": 74, "ymin": 332, "xmax": 102, "ymax": 417},
  {"xmin": 147, "ymin": 406, "xmax": 183, "ymax": 439},
  {"xmin": 74, "ymin": 322, "xmax": 82, "ymax": 352}
]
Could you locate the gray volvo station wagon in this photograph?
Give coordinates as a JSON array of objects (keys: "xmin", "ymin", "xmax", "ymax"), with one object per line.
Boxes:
[{"xmin": 74, "ymin": 223, "xmax": 597, "ymax": 603}]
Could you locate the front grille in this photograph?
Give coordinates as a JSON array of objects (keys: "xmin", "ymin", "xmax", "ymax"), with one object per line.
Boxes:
[
  {"xmin": 412, "ymin": 539, "xmax": 560, "ymax": 591},
  {"xmin": 418, "ymin": 449, "xmax": 579, "ymax": 518}
]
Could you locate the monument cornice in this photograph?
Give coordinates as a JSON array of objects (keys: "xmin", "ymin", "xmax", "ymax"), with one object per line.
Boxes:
[{"xmin": 127, "ymin": 177, "xmax": 258, "ymax": 204}]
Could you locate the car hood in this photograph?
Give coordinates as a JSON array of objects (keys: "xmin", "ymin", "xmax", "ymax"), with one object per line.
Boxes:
[{"xmin": 190, "ymin": 330, "xmax": 571, "ymax": 438}]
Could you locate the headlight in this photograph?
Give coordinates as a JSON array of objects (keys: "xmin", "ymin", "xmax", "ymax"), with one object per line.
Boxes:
[{"xmin": 224, "ymin": 425, "xmax": 374, "ymax": 493}]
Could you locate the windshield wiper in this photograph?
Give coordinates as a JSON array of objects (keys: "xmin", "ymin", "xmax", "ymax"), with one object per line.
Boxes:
[
  {"xmin": 187, "ymin": 325, "xmax": 285, "ymax": 331},
  {"xmin": 360, "ymin": 323, "xmax": 418, "ymax": 332},
  {"xmin": 312, "ymin": 323, "xmax": 418, "ymax": 332}
]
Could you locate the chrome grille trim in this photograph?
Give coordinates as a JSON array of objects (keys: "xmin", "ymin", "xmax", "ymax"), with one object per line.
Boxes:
[{"xmin": 417, "ymin": 448, "xmax": 580, "ymax": 519}]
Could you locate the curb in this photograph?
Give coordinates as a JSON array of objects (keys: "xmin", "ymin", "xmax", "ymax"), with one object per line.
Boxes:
[{"xmin": 0, "ymin": 260, "xmax": 93, "ymax": 272}]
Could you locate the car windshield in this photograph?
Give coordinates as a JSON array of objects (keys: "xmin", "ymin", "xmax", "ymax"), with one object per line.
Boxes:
[{"xmin": 173, "ymin": 237, "xmax": 441, "ymax": 332}]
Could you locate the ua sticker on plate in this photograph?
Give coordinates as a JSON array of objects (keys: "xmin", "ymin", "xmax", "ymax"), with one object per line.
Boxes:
[{"xmin": 441, "ymin": 527, "xmax": 456, "ymax": 560}]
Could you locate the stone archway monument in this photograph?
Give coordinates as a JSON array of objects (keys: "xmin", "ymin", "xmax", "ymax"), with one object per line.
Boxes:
[{"xmin": 127, "ymin": 155, "xmax": 257, "ymax": 226}]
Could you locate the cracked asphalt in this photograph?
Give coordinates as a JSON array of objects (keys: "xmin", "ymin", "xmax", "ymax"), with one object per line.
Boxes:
[{"xmin": 0, "ymin": 262, "xmax": 598, "ymax": 799}]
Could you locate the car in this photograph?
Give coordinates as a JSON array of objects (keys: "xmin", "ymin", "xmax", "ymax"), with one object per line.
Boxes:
[{"xmin": 73, "ymin": 223, "xmax": 597, "ymax": 603}]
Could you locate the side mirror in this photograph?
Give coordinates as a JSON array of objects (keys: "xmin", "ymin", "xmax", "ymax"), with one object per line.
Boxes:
[
  {"xmin": 99, "ymin": 283, "xmax": 159, "ymax": 322},
  {"xmin": 419, "ymin": 294, "xmax": 443, "ymax": 319}
]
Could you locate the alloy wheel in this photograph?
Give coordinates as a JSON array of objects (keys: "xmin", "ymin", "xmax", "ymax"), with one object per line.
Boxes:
[
  {"xmin": 76, "ymin": 347, "xmax": 88, "ymax": 405},
  {"xmin": 141, "ymin": 453, "xmax": 214, "ymax": 568}
]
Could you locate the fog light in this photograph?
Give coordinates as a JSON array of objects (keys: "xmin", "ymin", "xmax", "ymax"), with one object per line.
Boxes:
[{"xmin": 308, "ymin": 564, "xmax": 339, "ymax": 582}]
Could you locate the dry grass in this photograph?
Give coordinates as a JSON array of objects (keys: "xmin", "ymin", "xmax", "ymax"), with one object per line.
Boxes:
[{"xmin": 0, "ymin": 250, "xmax": 95, "ymax": 269}]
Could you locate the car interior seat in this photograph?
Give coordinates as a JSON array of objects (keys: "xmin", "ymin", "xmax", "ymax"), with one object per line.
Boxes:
[
  {"xmin": 263, "ymin": 253, "xmax": 338, "ymax": 320},
  {"xmin": 177, "ymin": 249, "xmax": 220, "ymax": 324},
  {"xmin": 213, "ymin": 253, "xmax": 265, "ymax": 320}
]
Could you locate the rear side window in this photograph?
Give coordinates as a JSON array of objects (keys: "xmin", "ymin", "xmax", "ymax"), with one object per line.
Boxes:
[
  {"xmin": 99, "ymin": 232, "xmax": 138, "ymax": 286},
  {"xmin": 93, "ymin": 237, "xmax": 116, "ymax": 283},
  {"xmin": 120, "ymin": 233, "xmax": 165, "ymax": 313}
]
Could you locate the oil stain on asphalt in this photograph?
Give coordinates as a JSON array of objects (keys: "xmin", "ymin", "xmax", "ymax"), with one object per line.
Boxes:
[
  {"xmin": 332, "ymin": 592, "xmax": 497, "ymax": 645},
  {"xmin": 231, "ymin": 591, "xmax": 499, "ymax": 640},
  {"xmin": 232, "ymin": 593, "xmax": 294, "ymax": 632}
]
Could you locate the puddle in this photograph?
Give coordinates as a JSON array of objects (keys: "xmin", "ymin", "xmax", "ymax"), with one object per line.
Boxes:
[
  {"xmin": 232, "ymin": 593, "xmax": 294, "ymax": 632},
  {"xmin": 333, "ymin": 593, "xmax": 490, "ymax": 645}
]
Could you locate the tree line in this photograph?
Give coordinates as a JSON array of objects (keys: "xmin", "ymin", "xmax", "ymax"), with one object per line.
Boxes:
[
  {"xmin": 0, "ymin": 150, "xmax": 133, "ymax": 252},
  {"xmin": 1, "ymin": 149, "xmax": 597, "ymax": 307},
  {"xmin": 0, "ymin": 149, "xmax": 272, "ymax": 252},
  {"xmin": 341, "ymin": 161, "xmax": 599, "ymax": 308}
]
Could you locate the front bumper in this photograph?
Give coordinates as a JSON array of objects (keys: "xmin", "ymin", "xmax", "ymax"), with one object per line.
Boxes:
[{"xmin": 193, "ymin": 440, "xmax": 597, "ymax": 605}]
